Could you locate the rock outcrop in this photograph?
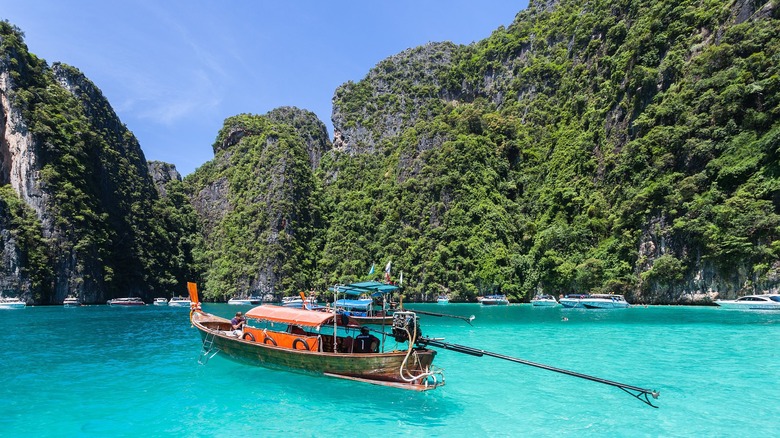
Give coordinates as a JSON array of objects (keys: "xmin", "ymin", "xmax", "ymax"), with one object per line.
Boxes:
[{"xmin": 148, "ymin": 161, "xmax": 181, "ymax": 198}]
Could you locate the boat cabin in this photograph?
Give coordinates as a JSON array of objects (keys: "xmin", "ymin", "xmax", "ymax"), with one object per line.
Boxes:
[{"xmin": 214, "ymin": 305, "xmax": 382, "ymax": 354}]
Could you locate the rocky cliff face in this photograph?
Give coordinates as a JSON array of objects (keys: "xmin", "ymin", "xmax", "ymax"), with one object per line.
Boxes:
[
  {"xmin": 327, "ymin": 0, "xmax": 780, "ymax": 303},
  {"xmin": 0, "ymin": 23, "xmax": 188, "ymax": 303},
  {"xmin": 0, "ymin": 72, "xmax": 46, "ymax": 216},
  {"xmin": 185, "ymin": 110, "xmax": 327, "ymax": 299},
  {"xmin": 148, "ymin": 161, "xmax": 181, "ymax": 198},
  {"xmin": 332, "ymin": 42, "xmax": 459, "ymax": 156},
  {"xmin": 0, "ymin": 65, "xmax": 49, "ymax": 301},
  {"xmin": 265, "ymin": 106, "xmax": 331, "ymax": 171}
]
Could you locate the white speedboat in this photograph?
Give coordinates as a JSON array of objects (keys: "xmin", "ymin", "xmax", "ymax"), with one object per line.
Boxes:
[
  {"xmin": 560, "ymin": 294, "xmax": 588, "ymax": 308},
  {"xmin": 168, "ymin": 296, "xmax": 192, "ymax": 307},
  {"xmin": 531, "ymin": 294, "xmax": 558, "ymax": 307},
  {"xmin": 481, "ymin": 294, "xmax": 509, "ymax": 305},
  {"xmin": 580, "ymin": 294, "xmax": 630, "ymax": 309},
  {"xmin": 228, "ymin": 296, "xmax": 262, "ymax": 305},
  {"xmin": 0, "ymin": 296, "xmax": 26, "ymax": 309},
  {"xmin": 436, "ymin": 295, "xmax": 450, "ymax": 304},
  {"xmin": 715, "ymin": 294, "xmax": 780, "ymax": 310},
  {"xmin": 63, "ymin": 295, "xmax": 81, "ymax": 307},
  {"xmin": 281, "ymin": 296, "xmax": 317, "ymax": 308},
  {"xmin": 107, "ymin": 297, "xmax": 146, "ymax": 306},
  {"xmin": 153, "ymin": 297, "xmax": 169, "ymax": 306}
]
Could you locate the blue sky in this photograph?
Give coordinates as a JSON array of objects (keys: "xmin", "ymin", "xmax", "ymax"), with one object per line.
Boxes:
[{"xmin": 1, "ymin": 1, "xmax": 528, "ymax": 176}]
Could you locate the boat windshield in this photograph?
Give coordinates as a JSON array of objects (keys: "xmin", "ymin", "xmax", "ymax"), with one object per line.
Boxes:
[{"xmin": 769, "ymin": 296, "xmax": 780, "ymax": 303}]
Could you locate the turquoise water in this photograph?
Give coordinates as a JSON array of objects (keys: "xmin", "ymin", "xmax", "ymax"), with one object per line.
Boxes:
[{"xmin": 2, "ymin": 303, "xmax": 778, "ymax": 436}]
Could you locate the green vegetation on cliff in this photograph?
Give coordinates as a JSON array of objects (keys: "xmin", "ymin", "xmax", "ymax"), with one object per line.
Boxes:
[
  {"xmin": 185, "ymin": 112, "xmax": 326, "ymax": 300},
  {"xmin": 1, "ymin": 21, "xmax": 198, "ymax": 301},
  {"xmin": 317, "ymin": 0, "xmax": 780, "ymax": 302},
  {"xmin": 4, "ymin": 0, "xmax": 780, "ymax": 304},
  {"xmin": 0, "ymin": 185, "xmax": 49, "ymax": 298}
]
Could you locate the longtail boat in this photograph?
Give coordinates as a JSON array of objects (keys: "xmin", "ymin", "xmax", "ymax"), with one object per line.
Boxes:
[
  {"xmin": 188, "ymin": 283, "xmax": 444, "ymax": 391},
  {"xmin": 187, "ymin": 282, "xmax": 661, "ymax": 406}
]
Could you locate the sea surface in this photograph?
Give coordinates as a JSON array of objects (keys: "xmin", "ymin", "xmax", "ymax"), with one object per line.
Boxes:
[{"xmin": 2, "ymin": 303, "xmax": 778, "ymax": 437}]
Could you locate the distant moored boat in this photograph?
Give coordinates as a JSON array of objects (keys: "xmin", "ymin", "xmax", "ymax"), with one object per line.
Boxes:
[
  {"xmin": 107, "ymin": 297, "xmax": 146, "ymax": 306},
  {"xmin": 63, "ymin": 295, "xmax": 81, "ymax": 307},
  {"xmin": 580, "ymin": 294, "xmax": 630, "ymax": 309},
  {"xmin": 530, "ymin": 294, "xmax": 558, "ymax": 307},
  {"xmin": 0, "ymin": 296, "xmax": 26, "ymax": 309},
  {"xmin": 481, "ymin": 294, "xmax": 509, "ymax": 305},
  {"xmin": 228, "ymin": 295, "xmax": 262, "ymax": 305},
  {"xmin": 168, "ymin": 296, "xmax": 192, "ymax": 307},
  {"xmin": 715, "ymin": 294, "xmax": 780, "ymax": 310},
  {"xmin": 559, "ymin": 294, "xmax": 589, "ymax": 308}
]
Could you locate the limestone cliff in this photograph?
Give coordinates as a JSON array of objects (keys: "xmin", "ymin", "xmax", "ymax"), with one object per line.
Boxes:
[
  {"xmin": 148, "ymin": 161, "xmax": 182, "ymax": 198},
  {"xmin": 4, "ymin": 0, "xmax": 780, "ymax": 304},
  {"xmin": 184, "ymin": 109, "xmax": 328, "ymax": 299},
  {"xmin": 0, "ymin": 22, "xmax": 191, "ymax": 303},
  {"xmin": 327, "ymin": 0, "xmax": 780, "ymax": 303}
]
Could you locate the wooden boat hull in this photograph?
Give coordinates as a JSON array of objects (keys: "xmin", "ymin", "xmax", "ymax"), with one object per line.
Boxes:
[
  {"xmin": 191, "ymin": 311, "xmax": 442, "ymax": 390},
  {"xmin": 348, "ymin": 314, "xmax": 394, "ymax": 325}
]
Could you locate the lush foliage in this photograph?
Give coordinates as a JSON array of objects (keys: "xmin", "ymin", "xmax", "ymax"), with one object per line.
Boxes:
[
  {"xmin": 0, "ymin": 185, "xmax": 50, "ymax": 299},
  {"xmin": 184, "ymin": 112, "xmax": 325, "ymax": 301},
  {"xmin": 4, "ymin": 0, "xmax": 780, "ymax": 304},
  {"xmin": 315, "ymin": 0, "xmax": 780, "ymax": 302},
  {"xmin": 1, "ymin": 21, "xmax": 198, "ymax": 300}
]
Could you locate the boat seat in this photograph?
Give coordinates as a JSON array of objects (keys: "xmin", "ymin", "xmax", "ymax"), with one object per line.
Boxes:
[{"xmin": 339, "ymin": 336, "xmax": 354, "ymax": 353}]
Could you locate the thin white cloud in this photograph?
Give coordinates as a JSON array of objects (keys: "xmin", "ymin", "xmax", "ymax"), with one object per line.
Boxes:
[
  {"xmin": 101, "ymin": 0, "xmax": 229, "ymax": 125},
  {"xmin": 111, "ymin": 67, "xmax": 222, "ymax": 125}
]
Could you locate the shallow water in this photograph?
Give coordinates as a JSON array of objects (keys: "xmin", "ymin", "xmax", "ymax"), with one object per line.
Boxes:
[{"xmin": 1, "ymin": 303, "xmax": 778, "ymax": 436}]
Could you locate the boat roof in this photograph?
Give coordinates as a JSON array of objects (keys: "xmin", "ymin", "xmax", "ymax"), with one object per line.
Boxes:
[
  {"xmin": 328, "ymin": 281, "xmax": 399, "ymax": 297},
  {"xmin": 245, "ymin": 305, "xmax": 335, "ymax": 327}
]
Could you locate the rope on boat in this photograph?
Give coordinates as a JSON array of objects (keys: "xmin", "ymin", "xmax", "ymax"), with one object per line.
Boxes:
[
  {"xmin": 394, "ymin": 314, "xmax": 444, "ymax": 387},
  {"xmin": 416, "ymin": 337, "xmax": 660, "ymax": 408}
]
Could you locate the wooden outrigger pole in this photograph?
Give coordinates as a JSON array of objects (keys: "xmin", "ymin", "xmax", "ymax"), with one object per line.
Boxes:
[{"xmin": 416, "ymin": 337, "xmax": 660, "ymax": 408}]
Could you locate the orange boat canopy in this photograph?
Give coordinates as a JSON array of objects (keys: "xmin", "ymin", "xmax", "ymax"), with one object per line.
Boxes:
[{"xmin": 245, "ymin": 305, "xmax": 336, "ymax": 327}]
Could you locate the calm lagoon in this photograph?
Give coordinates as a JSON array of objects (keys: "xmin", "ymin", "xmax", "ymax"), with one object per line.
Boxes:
[{"xmin": 2, "ymin": 303, "xmax": 778, "ymax": 436}]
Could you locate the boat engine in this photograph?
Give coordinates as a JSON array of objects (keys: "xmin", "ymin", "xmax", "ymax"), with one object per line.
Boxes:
[{"xmin": 392, "ymin": 311, "xmax": 421, "ymax": 343}]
